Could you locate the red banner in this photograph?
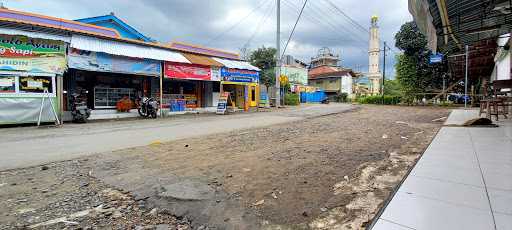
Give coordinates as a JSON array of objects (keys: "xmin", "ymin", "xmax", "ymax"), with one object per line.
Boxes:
[{"xmin": 164, "ymin": 62, "xmax": 211, "ymax": 80}]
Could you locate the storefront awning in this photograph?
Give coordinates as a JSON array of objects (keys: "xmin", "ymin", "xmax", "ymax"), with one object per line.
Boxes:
[
  {"xmin": 182, "ymin": 53, "xmax": 224, "ymax": 67},
  {"xmin": 212, "ymin": 58, "xmax": 261, "ymax": 71},
  {"xmin": 70, "ymin": 35, "xmax": 191, "ymax": 63}
]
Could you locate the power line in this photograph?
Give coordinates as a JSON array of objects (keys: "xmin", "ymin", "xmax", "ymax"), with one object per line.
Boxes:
[
  {"xmin": 323, "ymin": 0, "xmax": 368, "ymax": 33},
  {"xmin": 281, "ymin": 0, "xmax": 308, "ymax": 59},
  {"xmin": 312, "ymin": 0, "xmax": 369, "ymax": 45},
  {"xmin": 205, "ymin": 0, "xmax": 270, "ymax": 46},
  {"xmin": 282, "ymin": 0, "xmax": 368, "ymax": 54},
  {"xmin": 305, "ymin": 1, "xmax": 369, "ymax": 48},
  {"xmin": 323, "ymin": 0, "xmax": 401, "ymax": 54},
  {"xmin": 242, "ymin": 0, "xmax": 276, "ymax": 49}
]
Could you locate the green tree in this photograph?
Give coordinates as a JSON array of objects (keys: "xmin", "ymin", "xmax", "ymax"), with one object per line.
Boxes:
[
  {"xmin": 249, "ymin": 46, "xmax": 276, "ymax": 86},
  {"xmin": 394, "ymin": 21, "xmax": 438, "ymax": 101},
  {"xmin": 395, "ymin": 54, "xmax": 420, "ymax": 103},
  {"xmin": 395, "ymin": 22, "xmax": 428, "ymax": 56},
  {"xmin": 383, "ymin": 79, "xmax": 401, "ymax": 96}
]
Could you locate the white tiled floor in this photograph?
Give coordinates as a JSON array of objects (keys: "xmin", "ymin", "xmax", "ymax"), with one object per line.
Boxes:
[
  {"xmin": 372, "ymin": 109, "xmax": 512, "ymax": 230},
  {"xmin": 444, "ymin": 109, "xmax": 480, "ymax": 126}
]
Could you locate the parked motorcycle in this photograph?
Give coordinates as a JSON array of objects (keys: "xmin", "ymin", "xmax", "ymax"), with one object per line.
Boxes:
[
  {"xmin": 70, "ymin": 90, "xmax": 91, "ymax": 123},
  {"xmin": 138, "ymin": 97, "xmax": 159, "ymax": 119}
]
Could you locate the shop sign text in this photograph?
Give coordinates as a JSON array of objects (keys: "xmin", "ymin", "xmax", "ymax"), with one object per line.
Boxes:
[
  {"xmin": 220, "ymin": 68, "xmax": 259, "ymax": 83},
  {"xmin": 68, "ymin": 48, "xmax": 161, "ymax": 76},
  {"xmin": 0, "ymin": 35, "xmax": 66, "ymax": 74},
  {"xmin": 165, "ymin": 62, "xmax": 211, "ymax": 80}
]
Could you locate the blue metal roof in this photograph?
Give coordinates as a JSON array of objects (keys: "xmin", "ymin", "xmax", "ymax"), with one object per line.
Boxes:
[{"xmin": 75, "ymin": 14, "xmax": 154, "ymax": 42}]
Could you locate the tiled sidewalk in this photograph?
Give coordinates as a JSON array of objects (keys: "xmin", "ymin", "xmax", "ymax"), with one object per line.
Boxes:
[{"xmin": 371, "ymin": 110, "xmax": 512, "ymax": 230}]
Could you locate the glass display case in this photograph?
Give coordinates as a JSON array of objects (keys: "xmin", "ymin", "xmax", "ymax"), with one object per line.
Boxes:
[{"xmin": 94, "ymin": 87, "xmax": 135, "ymax": 109}]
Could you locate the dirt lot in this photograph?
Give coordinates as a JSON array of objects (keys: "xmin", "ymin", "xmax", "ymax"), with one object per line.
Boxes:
[{"xmin": 0, "ymin": 105, "xmax": 450, "ymax": 229}]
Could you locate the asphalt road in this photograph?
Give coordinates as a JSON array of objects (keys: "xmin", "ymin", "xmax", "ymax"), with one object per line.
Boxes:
[{"xmin": 0, "ymin": 103, "xmax": 353, "ymax": 171}]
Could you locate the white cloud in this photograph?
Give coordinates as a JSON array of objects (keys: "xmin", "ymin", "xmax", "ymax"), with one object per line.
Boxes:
[{"xmin": 2, "ymin": 0, "xmax": 411, "ymax": 77}]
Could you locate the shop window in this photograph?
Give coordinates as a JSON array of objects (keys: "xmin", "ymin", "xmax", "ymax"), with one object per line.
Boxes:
[
  {"xmin": 18, "ymin": 76, "xmax": 54, "ymax": 94},
  {"xmin": 0, "ymin": 75, "xmax": 16, "ymax": 93},
  {"xmin": 251, "ymin": 87, "xmax": 256, "ymax": 101}
]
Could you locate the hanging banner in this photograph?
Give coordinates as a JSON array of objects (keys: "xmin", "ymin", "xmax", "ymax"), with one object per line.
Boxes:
[
  {"xmin": 280, "ymin": 66, "xmax": 308, "ymax": 85},
  {"xmin": 0, "ymin": 34, "xmax": 66, "ymax": 74},
  {"xmin": 165, "ymin": 62, "xmax": 211, "ymax": 80},
  {"xmin": 68, "ymin": 48, "xmax": 161, "ymax": 76},
  {"xmin": 221, "ymin": 67, "xmax": 259, "ymax": 83},
  {"xmin": 211, "ymin": 67, "xmax": 221, "ymax": 81}
]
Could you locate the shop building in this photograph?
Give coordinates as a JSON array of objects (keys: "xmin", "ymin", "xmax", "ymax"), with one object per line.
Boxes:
[
  {"xmin": 75, "ymin": 13, "xmax": 155, "ymax": 42},
  {"xmin": 167, "ymin": 42, "xmax": 261, "ymax": 112},
  {"xmin": 0, "ymin": 8, "xmax": 261, "ymax": 124},
  {"xmin": 163, "ymin": 53, "xmax": 224, "ymax": 112},
  {"xmin": 213, "ymin": 57, "xmax": 261, "ymax": 111},
  {"xmin": 64, "ymin": 34, "xmax": 190, "ymax": 119},
  {"xmin": 0, "ymin": 33, "xmax": 67, "ymax": 124}
]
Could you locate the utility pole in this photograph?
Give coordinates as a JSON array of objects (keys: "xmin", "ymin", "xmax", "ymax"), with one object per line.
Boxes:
[
  {"xmin": 275, "ymin": 0, "xmax": 281, "ymax": 107},
  {"xmin": 381, "ymin": 41, "xmax": 386, "ymax": 96},
  {"xmin": 464, "ymin": 44, "xmax": 469, "ymax": 108}
]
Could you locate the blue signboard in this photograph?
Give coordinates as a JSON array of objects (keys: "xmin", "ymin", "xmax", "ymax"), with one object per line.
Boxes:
[
  {"xmin": 221, "ymin": 67, "xmax": 259, "ymax": 83},
  {"xmin": 429, "ymin": 53, "xmax": 444, "ymax": 64},
  {"xmin": 68, "ymin": 48, "xmax": 161, "ymax": 76}
]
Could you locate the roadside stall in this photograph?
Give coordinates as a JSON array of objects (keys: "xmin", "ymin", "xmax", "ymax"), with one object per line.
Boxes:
[
  {"xmin": 65, "ymin": 34, "xmax": 189, "ymax": 119},
  {"xmin": 213, "ymin": 58, "xmax": 260, "ymax": 111},
  {"xmin": 0, "ymin": 34, "xmax": 67, "ymax": 125},
  {"xmin": 163, "ymin": 54, "xmax": 223, "ymax": 111},
  {"xmin": 66, "ymin": 48, "xmax": 161, "ymax": 111}
]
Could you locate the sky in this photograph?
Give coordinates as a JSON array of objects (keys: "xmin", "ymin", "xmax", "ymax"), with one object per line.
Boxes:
[{"xmin": 3, "ymin": 0, "xmax": 412, "ymax": 78}]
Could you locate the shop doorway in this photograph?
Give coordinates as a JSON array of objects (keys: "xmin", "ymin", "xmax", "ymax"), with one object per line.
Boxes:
[
  {"xmin": 65, "ymin": 70, "xmax": 152, "ymax": 110},
  {"xmin": 222, "ymin": 84, "xmax": 245, "ymax": 109},
  {"xmin": 162, "ymin": 79, "xmax": 199, "ymax": 109},
  {"xmin": 249, "ymin": 85, "xmax": 257, "ymax": 107}
]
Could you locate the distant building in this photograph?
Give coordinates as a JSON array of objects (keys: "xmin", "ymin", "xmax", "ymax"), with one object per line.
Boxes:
[
  {"xmin": 310, "ymin": 47, "xmax": 339, "ymax": 68},
  {"xmin": 283, "ymin": 55, "xmax": 308, "ymax": 69},
  {"xmin": 368, "ymin": 15, "xmax": 382, "ymax": 95},
  {"xmin": 308, "ymin": 48, "xmax": 356, "ymax": 99},
  {"xmin": 281, "ymin": 55, "xmax": 308, "ymax": 86}
]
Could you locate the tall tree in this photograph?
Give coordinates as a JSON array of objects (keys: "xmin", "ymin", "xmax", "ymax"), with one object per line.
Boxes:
[
  {"xmin": 249, "ymin": 46, "xmax": 276, "ymax": 86},
  {"xmin": 394, "ymin": 21, "xmax": 440, "ymax": 102}
]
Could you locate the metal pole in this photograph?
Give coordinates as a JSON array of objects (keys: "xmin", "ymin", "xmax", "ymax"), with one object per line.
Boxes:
[
  {"xmin": 382, "ymin": 41, "xmax": 386, "ymax": 96},
  {"xmin": 442, "ymin": 73, "xmax": 446, "ymax": 101},
  {"xmin": 464, "ymin": 44, "xmax": 469, "ymax": 108},
  {"xmin": 275, "ymin": 0, "xmax": 281, "ymax": 107},
  {"xmin": 160, "ymin": 62, "xmax": 164, "ymax": 117},
  {"xmin": 37, "ymin": 92, "xmax": 46, "ymax": 127}
]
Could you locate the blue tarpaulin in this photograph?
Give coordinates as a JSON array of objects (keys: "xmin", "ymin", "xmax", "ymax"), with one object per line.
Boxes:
[{"xmin": 300, "ymin": 90, "xmax": 326, "ymax": 103}]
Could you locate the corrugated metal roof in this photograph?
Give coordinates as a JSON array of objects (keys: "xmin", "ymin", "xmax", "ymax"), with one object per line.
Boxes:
[
  {"xmin": 170, "ymin": 42, "xmax": 240, "ymax": 60},
  {"xmin": 0, "ymin": 8, "xmax": 119, "ymax": 37},
  {"xmin": 212, "ymin": 58, "xmax": 261, "ymax": 71},
  {"xmin": 182, "ymin": 53, "xmax": 224, "ymax": 67},
  {"xmin": 0, "ymin": 9, "xmax": 241, "ymax": 60},
  {"xmin": 308, "ymin": 66, "xmax": 355, "ymax": 79},
  {"xmin": 70, "ymin": 34, "xmax": 190, "ymax": 63},
  {"xmin": 0, "ymin": 27, "xmax": 70, "ymax": 42}
]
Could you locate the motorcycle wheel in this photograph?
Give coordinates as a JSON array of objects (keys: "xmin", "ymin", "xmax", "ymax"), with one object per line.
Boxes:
[
  {"xmin": 138, "ymin": 108, "xmax": 146, "ymax": 117},
  {"xmin": 151, "ymin": 111, "xmax": 157, "ymax": 119}
]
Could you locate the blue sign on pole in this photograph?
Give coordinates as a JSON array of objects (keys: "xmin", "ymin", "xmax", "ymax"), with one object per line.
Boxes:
[{"xmin": 429, "ymin": 53, "xmax": 444, "ymax": 64}]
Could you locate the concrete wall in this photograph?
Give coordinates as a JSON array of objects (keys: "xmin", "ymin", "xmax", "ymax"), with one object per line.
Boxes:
[{"xmin": 310, "ymin": 78, "xmax": 341, "ymax": 93}]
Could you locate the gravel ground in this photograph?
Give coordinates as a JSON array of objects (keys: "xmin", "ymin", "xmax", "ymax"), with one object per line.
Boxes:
[
  {"xmin": 0, "ymin": 160, "xmax": 190, "ymax": 229},
  {"xmin": 0, "ymin": 105, "xmax": 450, "ymax": 229}
]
